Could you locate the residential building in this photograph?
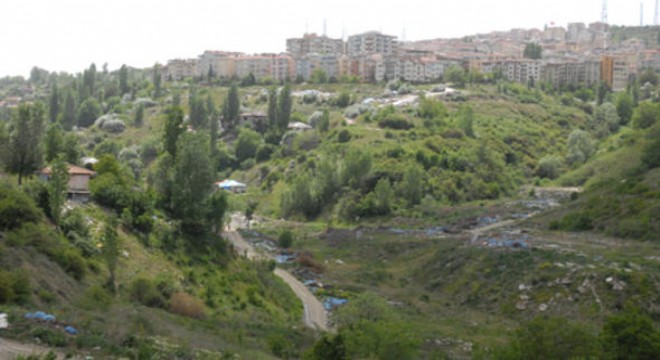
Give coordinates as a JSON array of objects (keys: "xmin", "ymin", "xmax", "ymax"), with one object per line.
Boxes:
[
  {"xmin": 39, "ymin": 164, "xmax": 96, "ymax": 203},
  {"xmin": 286, "ymin": 33, "xmax": 344, "ymax": 56},
  {"xmin": 347, "ymin": 31, "xmax": 398, "ymax": 56},
  {"xmin": 164, "ymin": 59, "xmax": 198, "ymax": 81}
]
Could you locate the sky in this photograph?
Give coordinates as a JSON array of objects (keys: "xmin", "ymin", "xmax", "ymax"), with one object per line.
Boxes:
[{"xmin": 0, "ymin": 0, "xmax": 646, "ymax": 77}]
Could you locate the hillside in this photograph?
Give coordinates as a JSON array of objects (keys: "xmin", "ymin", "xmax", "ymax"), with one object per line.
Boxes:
[{"xmin": 0, "ymin": 66, "xmax": 659, "ymax": 358}]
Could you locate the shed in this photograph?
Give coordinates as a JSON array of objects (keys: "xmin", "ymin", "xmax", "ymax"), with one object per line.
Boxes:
[
  {"xmin": 215, "ymin": 179, "xmax": 247, "ymax": 193},
  {"xmin": 39, "ymin": 164, "xmax": 96, "ymax": 202}
]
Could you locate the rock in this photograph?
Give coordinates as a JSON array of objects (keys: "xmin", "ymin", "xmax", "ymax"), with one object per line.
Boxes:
[
  {"xmin": 539, "ymin": 303, "xmax": 548, "ymax": 312},
  {"xmin": 516, "ymin": 301, "xmax": 528, "ymax": 310},
  {"xmin": 519, "ymin": 295, "xmax": 530, "ymax": 301},
  {"xmin": 518, "ymin": 284, "xmax": 527, "ymax": 291},
  {"xmin": 606, "ymin": 277, "xmax": 613, "ymax": 283}
]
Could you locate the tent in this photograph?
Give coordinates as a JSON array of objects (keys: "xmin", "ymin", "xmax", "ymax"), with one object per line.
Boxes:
[{"xmin": 215, "ymin": 179, "xmax": 247, "ymax": 193}]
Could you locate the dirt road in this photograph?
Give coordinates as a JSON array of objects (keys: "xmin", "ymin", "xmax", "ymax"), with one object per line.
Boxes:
[
  {"xmin": 225, "ymin": 216, "xmax": 329, "ymax": 331},
  {"xmin": 0, "ymin": 337, "xmax": 72, "ymax": 359}
]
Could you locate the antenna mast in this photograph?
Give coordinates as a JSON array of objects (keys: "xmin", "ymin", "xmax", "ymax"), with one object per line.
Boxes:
[
  {"xmin": 655, "ymin": 0, "xmax": 660, "ymax": 25},
  {"xmin": 601, "ymin": 0, "xmax": 608, "ymax": 23}
]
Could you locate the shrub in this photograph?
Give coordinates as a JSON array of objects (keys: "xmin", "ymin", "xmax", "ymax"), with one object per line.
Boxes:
[
  {"xmin": 297, "ymin": 252, "xmax": 324, "ymax": 273},
  {"xmin": 337, "ymin": 129, "xmax": 351, "ymax": 143},
  {"xmin": 169, "ymin": 292, "xmax": 205, "ymax": 319},
  {"xmin": 535, "ymin": 155, "xmax": 563, "ymax": 179},
  {"xmin": 278, "ymin": 229, "xmax": 294, "ymax": 248},
  {"xmin": 30, "ymin": 327, "xmax": 68, "ymax": 347},
  {"xmin": 0, "ymin": 182, "xmax": 42, "ymax": 230},
  {"xmin": 378, "ymin": 116, "xmax": 413, "ymax": 130},
  {"xmin": 130, "ymin": 278, "xmax": 165, "ymax": 308},
  {"xmin": 58, "ymin": 248, "xmax": 87, "ymax": 280},
  {"xmin": 80, "ymin": 284, "xmax": 112, "ymax": 311}
]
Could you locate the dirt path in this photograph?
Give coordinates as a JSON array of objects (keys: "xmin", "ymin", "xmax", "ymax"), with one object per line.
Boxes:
[
  {"xmin": 225, "ymin": 216, "xmax": 329, "ymax": 332},
  {"xmin": 0, "ymin": 337, "xmax": 73, "ymax": 359}
]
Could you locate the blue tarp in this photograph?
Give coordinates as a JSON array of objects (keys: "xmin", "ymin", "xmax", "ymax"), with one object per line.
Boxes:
[
  {"xmin": 25, "ymin": 311, "xmax": 56, "ymax": 321},
  {"xmin": 64, "ymin": 326, "xmax": 78, "ymax": 335},
  {"xmin": 323, "ymin": 297, "xmax": 348, "ymax": 311}
]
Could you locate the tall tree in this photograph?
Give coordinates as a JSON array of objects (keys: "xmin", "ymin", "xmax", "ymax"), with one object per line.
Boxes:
[
  {"xmin": 82, "ymin": 63, "xmax": 97, "ymax": 99},
  {"xmin": 188, "ymin": 88, "xmax": 208, "ymax": 129},
  {"xmin": 267, "ymin": 87, "xmax": 278, "ymax": 131},
  {"xmin": 134, "ymin": 103, "xmax": 144, "ymax": 128},
  {"xmin": 523, "ymin": 43, "xmax": 543, "ymax": 59},
  {"xmin": 61, "ymin": 90, "xmax": 76, "ymax": 130},
  {"xmin": 153, "ymin": 64, "xmax": 162, "ymax": 98},
  {"xmin": 101, "ymin": 216, "xmax": 120, "ymax": 292},
  {"xmin": 591, "ymin": 102, "xmax": 620, "ymax": 138},
  {"xmin": 77, "ymin": 97, "xmax": 101, "ymax": 128},
  {"xmin": 119, "ymin": 64, "xmax": 129, "ymax": 95},
  {"xmin": 458, "ymin": 104, "xmax": 475, "ymax": 138},
  {"xmin": 5, "ymin": 102, "xmax": 46, "ymax": 185},
  {"xmin": 207, "ymin": 190, "xmax": 227, "ymax": 233},
  {"xmin": 49, "ymin": 83, "xmax": 59, "ymax": 123},
  {"xmin": 401, "ymin": 163, "xmax": 424, "ymax": 207},
  {"xmin": 223, "ymin": 83, "xmax": 240, "ymax": 130},
  {"xmin": 44, "ymin": 123, "xmax": 65, "ymax": 163},
  {"xmin": 277, "ymin": 84, "xmax": 292, "ymax": 132},
  {"xmin": 207, "ymin": 95, "xmax": 219, "ymax": 154},
  {"xmin": 163, "ymin": 106, "xmax": 184, "ymax": 158},
  {"xmin": 171, "ymin": 132, "xmax": 214, "ymax": 234},
  {"xmin": 48, "ymin": 156, "xmax": 69, "ymax": 225},
  {"xmin": 566, "ymin": 130, "xmax": 595, "ymax": 165}
]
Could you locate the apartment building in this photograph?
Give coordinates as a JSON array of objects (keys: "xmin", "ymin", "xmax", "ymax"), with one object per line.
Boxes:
[
  {"xmin": 347, "ymin": 31, "xmax": 398, "ymax": 56},
  {"xmin": 502, "ymin": 59, "xmax": 542, "ymax": 84},
  {"xmin": 602, "ymin": 54, "xmax": 636, "ymax": 91},
  {"xmin": 286, "ymin": 33, "xmax": 345, "ymax": 56},
  {"xmin": 164, "ymin": 59, "xmax": 198, "ymax": 81}
]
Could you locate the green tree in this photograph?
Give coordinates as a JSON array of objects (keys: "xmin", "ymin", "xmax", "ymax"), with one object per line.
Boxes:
[
  {"xmin": 536, "ymin": 155, "xmax": 563, "ymax": 179},
  {"xmin": 277, "ymin": 84, "xmax": 293, "ymax": 132},
  {"xmin": 632, "ymin": 101, "xmax": 660, "ymax": 129},
  {"xmin": 523, "ymin": 43, "xmax": 543, "ymax": 59},
  {"xmin": 61, "ymin": 90, "xmax": 76, "ymax": 130},
  {"xmin": 401, "ymin": 164, "xmax": 424, "ymax": 207},
  {"xmin": 267, "ymin": 87, "xmax": 278, "ymax": 131},
  {"xmin": 188, "ymin": 88, "xmax": 208, "ymax": 129},
  {"xmin": 339, "ymin": 148, "xmax": 372, "ymax": 190},
  {"xmin": 48, "ymin": 157, "xmax": 69, "ymax": 225},
  {"xmin": 591, "ymin": 102, "xmax": 620, "ymax": 138},
  {"xmin": 44, "ymin": 123, "xmax": 65, "ymax": 163},
  {"xmin": 49, "ymin": 83, "xmax": 59, "ymax": 123},
  {"xmin": 134, "ymin": 103, "xmax": 144, "ymax": 128},
  {"xmin": 614, "ymin": 92, "xmax": 634, "ymax": 125},
  {"xmin": 234, "ymin": 127, "xmax": 262, "ymax": 163},
  {"xmin": 281, "ymin": 171, "xmax": 320, "ymax": 219},
  {"xmin": 82, "ymin": 63, "xmax": 97, "ymax": 99},
  {"xmin": 458, "ymin": 104, "xmax": 475, "ymax": 137},
  {"xmin": 171, "ymin": 132, "xmax": 214, "ymax": 234},
  {"xmin": 417, "ymin": 94, "xmax": 448, "ymax": 120},
  {"xmin": 245, "ymin": 200, "xmax": 258, "ymax": 229},
  {"xmin": 223, "ymin": 83, "xmax": 240, "ymax": 130},
  {"xmin": 163, "ymin": 106, "xmax": 184, "ymax": 158},
  {"xmin": 445, "ymin": 65, "xmax": 466, "ymax": 87},
  {"xmin": 62, "ymin": 134, "xmax": 81, "ymax": 164},
  {"xmin": 5, "ymin": 102, "xmax": 46, "ymax": 185},
  {"xmin": 319, "ymin": 109, "xmax": 330, "ymax": 133},
  {"xmin": 566, "ymin": 129, "xmax": 595, "ymax": 165},
  {"xmin": 101, "ymin": 216, "xmax": 120, "ymax": 292},
  {"xmin": 119, "ymin": 64, "xmax": 129, "ymax": 95},
  {"xmin": 600, "ymin": 311, "xmax": 660, "ymax": 360},
  {"xmin": 310, "ymin": 68, "xmax": 328, "ymax": 84},
  {"xmin": 278, "ymin": 229, "xmax": 294, "ymax": 248},
  {"xmin": 77, "ymin": 97, "xmax": 101, "ymax": 128},
  {"xmin": 307, "ymin": 334, "xmax": 348, "ymax": 360},
  {"xmin": 373, "ymin": 177, "xmax": 394, "ymax": 215},
  {"xmin": 206, "ymin": 190, "xmax": 228, "ymax": 233},
  {"xmin": 153, "ymin": 64, "xmax": 162, "ymax": 98},
  {"xmin": 207, "ymin": 95, "xmax": 219, "ymax": 155}
]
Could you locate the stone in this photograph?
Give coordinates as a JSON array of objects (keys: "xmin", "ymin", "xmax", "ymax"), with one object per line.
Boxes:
[{"xmin": 539, "ymin": 303, "xmax": 548, "ymax": 312}]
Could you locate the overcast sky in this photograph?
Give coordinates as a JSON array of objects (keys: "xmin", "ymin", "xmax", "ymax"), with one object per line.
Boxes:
[{"xmin": 0, "ymin": 0, "xmax": 646, "ymax": 77}]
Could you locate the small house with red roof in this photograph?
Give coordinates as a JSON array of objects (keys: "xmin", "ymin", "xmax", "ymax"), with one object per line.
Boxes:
[{"xmin": 39, "ymin": 164, "xmax": 96, "ymax": 202}]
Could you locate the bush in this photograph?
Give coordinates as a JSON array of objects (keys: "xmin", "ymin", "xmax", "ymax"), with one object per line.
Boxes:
[
  {"xmin": 80, "ymin": 284, "xmax": 112, "ymax": 311},
  {"xmin": 337, "ymin": 129, "xmax": 351, "ymax": 143},
  {"xmin": 378, "ymin": 116, "xmax": 413, "ymax": 130},
  {"xmin": 169, "ymin": 292, "xmax": 205, "ymax": 319},
  {"xmin": 58, "ymin": 248, "xmax": 87, "ymax": 280},
  {"xmin": 536, "ymin": 155, "xmax": 563, "ymax": 179},
  {"xmin": 30, "ymin": 327, "xmax": 68, "ymax": 347},
  {"xmin": 130, "ymin": 278, "xmax": 165, "ymax": 308},
  {"xmin": 278, "ymin": 229, "xmax": 294, "ymax": 249},
  {"xmin": 0, "ymin": 182, "xmax": 43, "ymax": 230}
]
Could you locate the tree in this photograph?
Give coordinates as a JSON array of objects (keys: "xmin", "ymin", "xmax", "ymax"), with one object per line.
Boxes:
[
  {"xmin": 163, "ymin": 106, "xmax": 184, "ymax": 158},
  {"xmin": 401, "ymin": 164, "xmax": 424, "ymax": 207},
  {"xmin": 310, "ymin": 68, "xmax": 328, "ymax": 84},
  {"xmin": 591, "ymin": 102, "xmax": 620, "ymax": 138},
  {"xmin": 101, "ymin": 216, "xmax": 120, "ymax": 292},
  {"xmin": 153, "ymin": 64, "xmax": 162, "ymax": 98},
  {"xmin": 234, "ymin": 127, "xmax": 262, "ymax": 163},
  {"xmin": 5, "ymin": 102, "xmax": 46, "ymax": 185},
  {"xmin": 566, "ymin": 130, "xmax": 595, "ymax": 165},
  {"xmin": 339, "ymin": 148, "xmax": 372, "ymax": 190},
  {"xmin": 318, "ymin": 110, "xmax": 330, "ymax": 133},
  {"xmin": 267, "ymin": 87, "xmax": 278, "ymax": 131},
  {"xmin": 245, "ymin": 200, "xmax": 258, "ymax": 229},
  {"xmin": 277, "ymin": 84, "xmax": 293, "ymax": 132},
  {"xmin": 48, "ymin": 157, "xmax": 69, "ymax": 225},
  {"xmin": 77, "ymin": 97, "xmax": 101, "ymax": 128},
  {"xmin": 82, "ymin": 63, "xmax": 97, "ymax": 99},
  {"xmin": 536, "ymin": 155, "xmax": 563, "ymax": 179},
  {"xmin": 223, "ymin": 83, "xmax": 240, "ymax": 130},
  {"xmin": 308, "ymin": 334, "xmax": 348, "ymax": 360},
  {"xmin": 600, "ymin": 311, "xmax": 660, "ymax": 360},
  {"xmin": 523, "ymin": 43, "xmax": 543, "ymax": 59},
  {"xmin": 49, "ymin": 83, "xmax": 59, "ymax": 123},
  {"xmin": 638, "ymin": 68, "xmax": 659, "ymax": 86},
  {"xmin": 134, "ymin": 103, "xmax": 144, "ymax": 128},
  {"xmin": 444, "ymin": 65, "xmax": 466, "ymax": 87},
  {"xmin": 632, "ymin": 101, "xmax": 660, "ymax": 129},
  {"xmin": 458, "ymin": 104, "xmax": 475, "ymax": 137},
  {"xmin": 188, "ymin": 87, "xmax": 208, "ymax": 129},
  {"xmin": 171, "ymin": 132, "xmax": 214, "ymax": 234},
  {"xmin": 597, "ymin": 82, "xmax": 608, "ymax": 105},
  {"xmin": 61, "ymin": 90, "xmax": 76, "ymax": 130},
  {"xmin": 44, "ymin": 123, "xmax": 65, "ymax": 163},
  {"xmin": 614, "ymin": 92, "xmax": 634, "ymax": 125},
  {"xmin": 206, "ymin": 190, "xmax": 228, "ymax": 233},
  {"xmin": 373, "ymin": 178, "xmax": 394, "ymax": 215},
  {"xmin": 119, "ymin": 64, "xmax": 129, "ymax": 95},
  {"xmin": 207, "ymin": 95, "xmax": 219, "ymax": 154},
  {"xmin": 62, "ymin": 133, "xmax": 81, "ymax": 164}
]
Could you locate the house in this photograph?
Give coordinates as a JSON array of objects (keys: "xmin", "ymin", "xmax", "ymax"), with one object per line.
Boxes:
[
  {"xmin": 39, "ymin": 164, "xmax": 96, "ymax": 202},
  {"xmin": 239, "ymin": 112, "xmax": 268, "ymax": 133},
  {"xmin": 215, "ymin": 179, "xmax": 247, "ymax": 193}
]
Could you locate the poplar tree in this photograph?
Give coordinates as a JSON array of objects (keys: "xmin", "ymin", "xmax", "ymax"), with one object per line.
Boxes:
[{"xmin": 5, "ymin": 102, "xmax": 46, "ymax": 185}]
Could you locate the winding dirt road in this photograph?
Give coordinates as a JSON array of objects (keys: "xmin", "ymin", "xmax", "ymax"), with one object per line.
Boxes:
[{"xmin": 225, "ymin": 218, "xmax": 329, "ymax": 331}]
